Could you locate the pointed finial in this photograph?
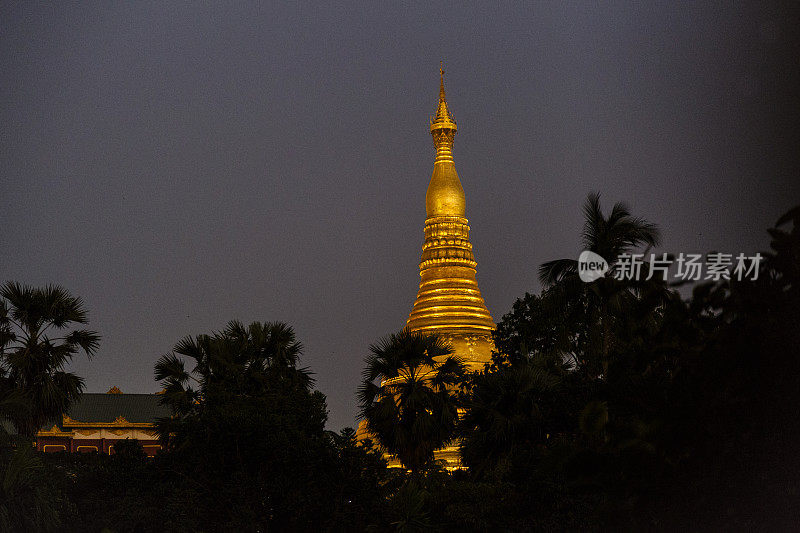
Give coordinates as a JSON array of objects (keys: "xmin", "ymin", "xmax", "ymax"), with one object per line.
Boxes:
[
  {"xmin": 430, "ymin": 62, "xmax": 457, "ymax": 157},
  {"xmin": 439, "ymin": 61, "xmax": 446, "ymax": 102},
  {"xmin": 431, "ymin": 62, "xmax": 456, "ymax": 128}
]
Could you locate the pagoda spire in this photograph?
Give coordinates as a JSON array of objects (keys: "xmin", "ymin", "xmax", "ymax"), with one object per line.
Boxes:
[
  {"xmin": 430, "ymin": 62, "xmax": 457, "ymax": 168},
  {"xmin": 357, "ymin": 66, "xmax": 497, "ymax": 466},
  {"xmin": 407, "ymin": 67, "xmax": 495, "ymax": 361},
  {"xmin": 433, "ymin": 62, "xmax": 456, "ymax": 128}
]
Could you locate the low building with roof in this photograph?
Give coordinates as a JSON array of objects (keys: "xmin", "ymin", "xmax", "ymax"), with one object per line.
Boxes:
[{"xmin": 35, "ymin": 387, "xmax": 171, "ymax": 456}]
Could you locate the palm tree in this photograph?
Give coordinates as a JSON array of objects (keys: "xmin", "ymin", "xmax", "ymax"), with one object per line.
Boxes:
[
  {"xmin": 0, "ymin": 282, "xmax": 100, "ymax": 437},
  {"xmin": 154, "ymin": 320, "xmax": 313, "ymax": 441},
  {"xmin": 357, "ymin": 329, "xmax": 465, "ymax": 472},
  {"xmin": 539, "ymin": 192, "xmax": 661, "ymax": 285},
  {"xmin": 538, "ymin": 193, "xmax": 663, "ymax": 375}
]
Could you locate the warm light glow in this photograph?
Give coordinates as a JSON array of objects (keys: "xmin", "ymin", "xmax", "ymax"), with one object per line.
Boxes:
[{"xmin": 358, "ymin": 68, "xmax": 497, "ymax": 469}]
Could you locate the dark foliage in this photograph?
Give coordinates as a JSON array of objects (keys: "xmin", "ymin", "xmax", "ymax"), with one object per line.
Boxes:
[
  {"xmin": 147, "ymin": 321, "xmax": 393, "ymax": 531},
  {"xmin": 0, "ymin": 283, "xmax": 100, "ymax": 437},
  {"xmin": 14, "ymin": 321, "xmax": 393, "ymax": 532},
  {"xmin": 455, "ymin": 199, "xmax": 800, "ymax": 529},
  {"xmin": 3, "ymin": 200, "xmax": 798, "ymax": 531}
]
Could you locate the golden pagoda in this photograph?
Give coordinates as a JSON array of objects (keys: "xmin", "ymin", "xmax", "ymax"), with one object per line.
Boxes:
[
  {"xmin": 406, "ymin": 65, "xmax": 495, "ymax": 371},
  {"xmin": 357, "ymin": 66, "xmax": 496, "ymax": 469}
]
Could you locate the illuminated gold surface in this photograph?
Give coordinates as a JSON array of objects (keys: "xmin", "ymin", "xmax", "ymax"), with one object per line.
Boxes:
[
  {"xmin": 407, "ymin": 65, "xmax": 495, "ymax": 369},
  {"xmin": 357, "ymin": 67, "xmax": 496, "ymax": 468}
]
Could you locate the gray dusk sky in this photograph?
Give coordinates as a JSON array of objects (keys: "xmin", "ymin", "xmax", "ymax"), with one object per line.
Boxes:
[{"xmin": 2, "ymin": 2, "xmax": 798, "ymax": 430}]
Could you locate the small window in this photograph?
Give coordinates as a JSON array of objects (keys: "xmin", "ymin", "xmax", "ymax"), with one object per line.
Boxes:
[{"xmin": 76, "ymin": 445, "xmax": 98, "ymax": 453}]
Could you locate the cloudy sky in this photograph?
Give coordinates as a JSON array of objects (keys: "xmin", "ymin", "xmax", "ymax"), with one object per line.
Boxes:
[{"xmin": 2, "ymin": 1, "xmax": 798, "ymax": 429}]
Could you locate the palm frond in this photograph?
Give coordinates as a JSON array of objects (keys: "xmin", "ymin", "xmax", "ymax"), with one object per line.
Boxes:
[
  {"xmin": 42, "ymin": 284, "xmax": 88, "ymax": 327},
  {"xmin": 154, "ymin": 353, "xmax": 190, "ymax": 384},
  {"xmin": 538, "ymin": 258, "xmax": 578, "ymax": 287},
  {"xmin": 63, "ymin": 330, "xmax": 101, "ymax": 357},
  {"xmin": 581, "ymin": 192, "xmax": 605, "ymax": 251},
  {"xmin": 172, "ymin": 335, "xmax": 208, "ymax": 364}
]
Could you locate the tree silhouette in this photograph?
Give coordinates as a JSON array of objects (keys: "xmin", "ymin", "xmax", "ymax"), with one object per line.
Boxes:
[
  {"xmin": 358, "ymin": 329, "xmax": 465, "ymax": 472},
  {"xmin": 538, "ymin": 192, "xmax": 664, "ymax": 376},
  {"xmin": 0, "ymin": 282, "xmax": 99, "ymax": 437}
]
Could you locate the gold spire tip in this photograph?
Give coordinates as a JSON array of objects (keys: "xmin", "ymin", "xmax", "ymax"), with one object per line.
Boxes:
[
  {"xmin": 431, "ymin": 62, "xmax": 455, "ymax": 128},
  {"xmin": 439, "ymin": 61, "xmax": 446, "ymax": 102}
]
